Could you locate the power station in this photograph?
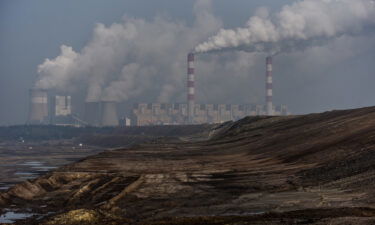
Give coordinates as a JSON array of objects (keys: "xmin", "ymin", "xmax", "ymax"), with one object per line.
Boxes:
[
  {"xmin": 131, "ymin": 103, "xmax": 288, "ymax": 126},
  {"xmin": 28, "ymin": 54, "xmax": 290, "ymax": 127},
  {"xmin": 28, "ymin": 89, "xmax": 49, "ymax": 124}
]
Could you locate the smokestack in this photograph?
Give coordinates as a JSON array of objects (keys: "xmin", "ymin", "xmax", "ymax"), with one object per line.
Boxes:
[
  {"xmin": 266, "ymin": 56, "xmax": 274, "ymax": 116},
  {"xmin": 84, "ymin": 102, "xmax": 101, "ymax": 126},
  {"xmin": 28, "ymin": 89, "xmax": 49, "ymax": 124},
  {"xmin": 187, "ymin": 53, "xmax": 195, "ymax": 124},
  {"xmin": 101, "ymin": 101, "xmax": 119, "ymax": 127}
]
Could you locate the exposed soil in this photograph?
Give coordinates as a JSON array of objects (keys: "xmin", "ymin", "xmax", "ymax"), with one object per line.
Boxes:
[
  {"xmin": 3, "ymin": 107, "xmax": 375, "ymax": 224},
  {"xmin": 0, "ymin": 142, "xmax": 105, "ymax": 190}
]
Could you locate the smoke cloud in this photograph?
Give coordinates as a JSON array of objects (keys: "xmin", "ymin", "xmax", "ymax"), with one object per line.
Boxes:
[
  {"xmin": 35, "ymin": 0, "xmax": 222, "ymax": 102},
  {"xmin": 36, "ymin": 45, "xmax": 78, "ymax": 91},
  {"xmin": 195, "ymin": 0, "xmax": 375, "ymax": 54},
  {"xmin": 34, "ymin": 0, "xmax": 375, "ymax": 110}
]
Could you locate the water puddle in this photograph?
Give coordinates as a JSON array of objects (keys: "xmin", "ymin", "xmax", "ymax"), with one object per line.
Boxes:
[
  {"xmin": 19, "ymin": 161, "xmax": 57, "ymax": 171},
  {"xmin": 0, "ymin": 211, "xmax": 36, "ymax": 224},
  {"xmin": 19, "ymin": 161, "xmax": 43, "ymax": 167},
  {"xmin": 14, "ymin": 172, "xmax": 36, "ymax": 176},
  {"xmin": 34, "ymin": 166, "xmax": 58, "ymax": 171},
  {"xmin": 0, "ymin": 161, "xmax": 59, "ymax": 190},
  {"xmin": 0, "ymin": 186, "xmax": 9, "ymax": 191},
  {"xmin": 14, "ymin": 172, "xmax": 38, "ymax": 180}
]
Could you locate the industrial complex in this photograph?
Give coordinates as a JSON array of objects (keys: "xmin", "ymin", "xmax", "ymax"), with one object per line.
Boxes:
[
  {"xmin": 131, "ymin": 103, "xmax": 289, "ymax": 126},
  {"xmin": 28, "ymin": 54, "xmax": 290, "ymax": 127}
]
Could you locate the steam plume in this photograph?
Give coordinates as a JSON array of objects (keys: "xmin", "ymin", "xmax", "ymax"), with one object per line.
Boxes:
[
  {"xmin": 195, "ymin": 0, "xmax": 375, "ymax": 54},
  {"xmin": 35, "ymin": 0, "xmax": 221, "ymax": 102}
]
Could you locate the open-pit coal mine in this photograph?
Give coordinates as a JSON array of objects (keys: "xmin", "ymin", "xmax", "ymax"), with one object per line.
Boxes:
[{"xmin": 3, "ymin": 107, "xmax": 375, "ymax": 224}]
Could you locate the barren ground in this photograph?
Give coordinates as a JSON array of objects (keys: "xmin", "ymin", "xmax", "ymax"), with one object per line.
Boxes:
[{"xmin": 3, "ymin": 107, "xmax": 375, "ymax": 224}]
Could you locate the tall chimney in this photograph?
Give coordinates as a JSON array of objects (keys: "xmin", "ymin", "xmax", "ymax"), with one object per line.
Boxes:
[
  {"xmin": 266, "ymin": 56, "xmax": 274, "ymax": 116},
  {"xmin": 28, "ymin": 89, "xmax": 49, "ymax": 124},
  {"xmin": 101, "ymin": 101, "xmax": 119, "ymax": 127},
  {"xmin": 187, "ymin": 53, "xmax": 195, "ymax": 124}
]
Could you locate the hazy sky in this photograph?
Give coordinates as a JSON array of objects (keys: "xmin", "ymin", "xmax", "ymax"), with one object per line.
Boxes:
[{"xmin": 1, "ymin": 0, "xmax": 375, "ymax": 125}]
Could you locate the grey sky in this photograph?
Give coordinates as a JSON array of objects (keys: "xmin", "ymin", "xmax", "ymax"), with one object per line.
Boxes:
[{"xmin": 1, "ymin": 0, "xmax": 374, "ymax": 125}]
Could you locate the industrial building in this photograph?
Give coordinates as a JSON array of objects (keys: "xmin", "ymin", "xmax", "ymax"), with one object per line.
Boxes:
[
  {"xmin": 28, "ymin": 89, "xmax": 49, "ymax": 124},
  {"xmin": 83, "ymin": 101, "xmax": 119, "ymax": 127},
  {"xmin": 54, "ymin": 96, "xmax": 72, "ymax": 116},
  {"xmin": 100, "ymin": 101, "xmax": 119, "ymax": 126},
  {"xmin": 28, "ymin": 53, "xmax": 290, "ymax": 127},
  {"xmin": 129, "ymin": 53, "xmax": 291, "ymax": 127},
  {"xmin": 131, "ymin": 103, "xmax": 289, "ymax": 126},
  {"xmin": 28, "ymin": 90, "xmax": 76, "ymax": 126},
  {"xmin": 50, "ymin": 95, "xmax": 75, "ymax": 126}
]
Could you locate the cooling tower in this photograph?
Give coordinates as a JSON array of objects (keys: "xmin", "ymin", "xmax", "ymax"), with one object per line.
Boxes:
[
  {"xmin": 28, "ymin": 89, "xmax": 49, "ymax": 124},
  {"xmin": 84, "ymin": 102, "xmax": 101, "ymax": 126},
  {"xmin": 266, "ymin": 56, "xmax": 274, "ymax": 116},
  {"xmin": 101, "ymin": 101, "xmax": 119, "ymax": 127},
  {"xmin": 187, "ymin": 53, "xmax": 195, "ymax": 124}
]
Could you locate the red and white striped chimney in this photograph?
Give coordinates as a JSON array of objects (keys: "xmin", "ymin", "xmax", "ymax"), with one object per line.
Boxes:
[
  {"xmin": 187, "ymin": 53, "xmax": 195, "ymax": 124},
  {"xmin": 266, "ymin": 56, "xmax": 274, "ymax": 116}
]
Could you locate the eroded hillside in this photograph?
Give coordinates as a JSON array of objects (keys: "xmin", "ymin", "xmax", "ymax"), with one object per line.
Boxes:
[{"xmin": 3, "ymin": 107, "xmax": 375, "ymax": 224}]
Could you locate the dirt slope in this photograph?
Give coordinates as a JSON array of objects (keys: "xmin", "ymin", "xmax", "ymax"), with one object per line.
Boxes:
[{"xmin": 3, "ymin": 107, "xmax": 375, "ymax": 224}]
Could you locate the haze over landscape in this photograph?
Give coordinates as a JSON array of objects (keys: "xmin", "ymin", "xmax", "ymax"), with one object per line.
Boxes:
[
  {"xmin": 4, "ymin": 1, "xmax": 375, "ymax": 225},
  {"xmin": 1, "ymin": 0, "xmax": 375, "ymax": 125}
]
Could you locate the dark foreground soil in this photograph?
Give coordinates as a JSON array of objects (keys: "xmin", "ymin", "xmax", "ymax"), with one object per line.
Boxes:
[{"xmin": 3, "ymin": 107, "xmax": 375, "ymax": 224}]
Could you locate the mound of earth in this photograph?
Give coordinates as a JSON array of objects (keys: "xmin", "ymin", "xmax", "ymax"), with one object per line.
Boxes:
[{"xmin": 3, "ymin": 107, "xmax": 375, "ymax": 224}]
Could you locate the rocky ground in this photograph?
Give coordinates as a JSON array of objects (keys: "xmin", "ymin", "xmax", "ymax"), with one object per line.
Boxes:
[{"xmin": 3, "ymin": 107, "xmax": 375, "ymax": 224}]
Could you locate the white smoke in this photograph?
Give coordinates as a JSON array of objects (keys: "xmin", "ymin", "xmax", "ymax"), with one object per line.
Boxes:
[
  {"xmin": 36, "ymin": 45, "xmax": 78, "ymax": 91},
  {"xmin": 35, "ymin": 0, "xmax": 222, "ymax": 102},
  {"xmin": 195, "ymin": 0, "xmax": 375, "ymax": 54}
]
